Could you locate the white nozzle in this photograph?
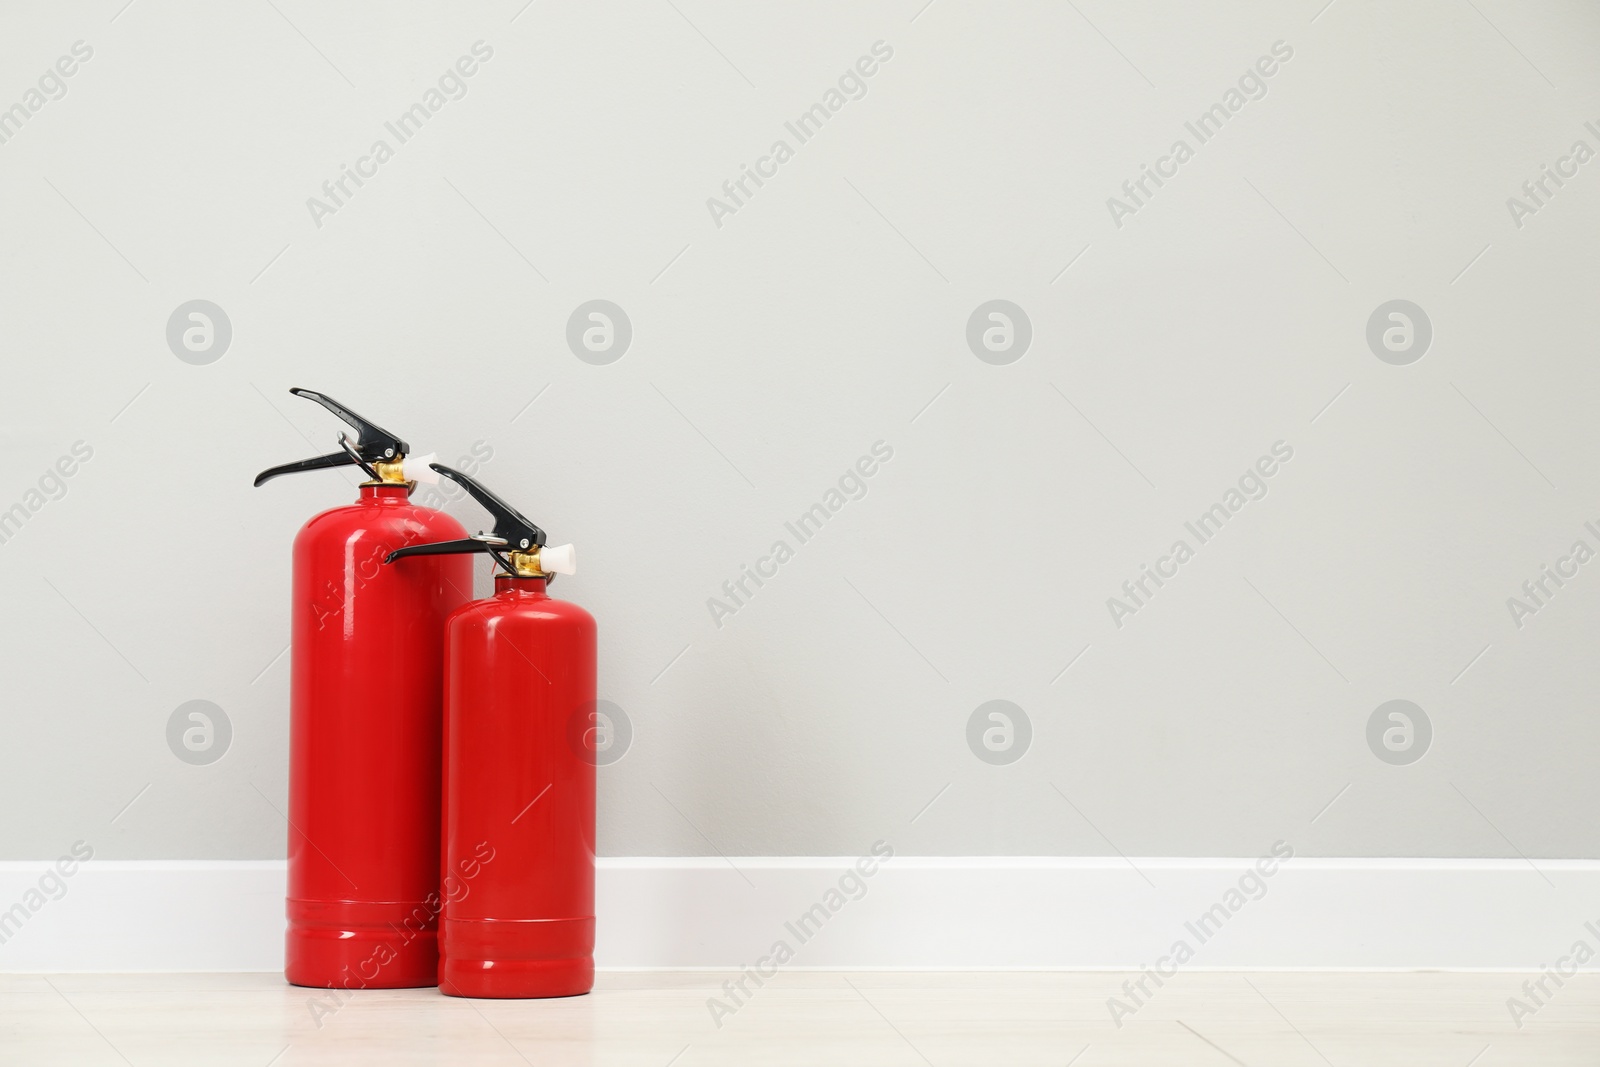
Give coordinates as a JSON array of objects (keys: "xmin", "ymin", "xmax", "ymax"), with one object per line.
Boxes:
[
  {"xmin": 540, "ymin": 543, "xmax": 577, "ymax": 575},
  {"xmin": 401, "ymin": 453, "xmax": 440, "ymax": 485}
]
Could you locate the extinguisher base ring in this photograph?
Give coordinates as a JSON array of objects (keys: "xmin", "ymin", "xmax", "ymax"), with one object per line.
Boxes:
[
  {"xmin": 439, "ymin": 916, "xmax": 595, "ymax": 999},
  {"xmin": 438, "ymin": 956, "xmax": 594, "ymax": 999},
  {"xmin": 286, "ymin": 901, "xmax": 442, "ymax": 989}
]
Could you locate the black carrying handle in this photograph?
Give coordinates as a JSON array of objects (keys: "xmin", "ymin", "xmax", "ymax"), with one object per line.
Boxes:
[
  {"xmin": 253, "ymin": 388, "xmax": 410, "ymax": 487},
  {"xmin": 385, "ymin": 538, "xmax": 496, "ymax": 563},
  {"xmin": 253, "ymin": 450, "xmax": 358, "ymax": 488},
  {"xmin": 385, "ymin": 534, "xmax": 530, "ymax": 578}
]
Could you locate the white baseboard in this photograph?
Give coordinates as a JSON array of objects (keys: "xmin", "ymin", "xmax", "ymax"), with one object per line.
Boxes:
[{"xmin": 0, "ymin": 857, "xmax": 1594, "ymax": 972}]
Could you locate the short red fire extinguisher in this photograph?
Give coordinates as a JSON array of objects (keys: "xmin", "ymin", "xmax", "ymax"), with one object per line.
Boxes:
[
  {"xmin": 255, "ymin": 389, "xmax": 472, "ymax": 990},
  {"xmin": 386, "ymin": 466, "xmax": 593, "ymax": 999}
]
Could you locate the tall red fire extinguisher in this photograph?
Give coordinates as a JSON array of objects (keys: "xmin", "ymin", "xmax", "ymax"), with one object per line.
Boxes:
[
  {"xmin": 385, "ymin": 467, "xmax": 592, "ymax": 998},
  {"xmin": 255, "ymin": 389, "xmax": 472, "ymax": 989}
]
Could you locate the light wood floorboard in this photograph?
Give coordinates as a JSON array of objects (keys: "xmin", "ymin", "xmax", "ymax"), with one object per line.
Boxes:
[{"xmin": 0, "ymin": 971, "xmax": 1590, "ymax": 1065}]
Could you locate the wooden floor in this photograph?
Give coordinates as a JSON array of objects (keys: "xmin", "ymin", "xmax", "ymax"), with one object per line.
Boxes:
[{"xmin": 1, "ymin": 970, "xmax": 1593, "ymax": 1065}]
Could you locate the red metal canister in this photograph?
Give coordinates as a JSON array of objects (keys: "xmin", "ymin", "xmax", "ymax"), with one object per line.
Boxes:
[
  {"xmin": 386, "ymin": 467, "xmax": 594, "ymax": 998},
  {"xmin": 257, "ymin": 390, "xmax": 471, "ymax": 989},
  {"xmin": 437, "ymin": 571, "xmax": 596, "ymax": 997}
]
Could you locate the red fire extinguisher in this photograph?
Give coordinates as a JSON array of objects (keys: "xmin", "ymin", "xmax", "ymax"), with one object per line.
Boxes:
[
  {"xmin": 385, "ymin": 466, "xmax": 592, "ymax": 998},
  {"xmin": 255, "ymin": 389, "xmax": 472, "ymax": 989}
]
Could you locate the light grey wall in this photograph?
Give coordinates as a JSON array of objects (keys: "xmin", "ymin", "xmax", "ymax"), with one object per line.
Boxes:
[{"xmin": 3, "ymin": 0, "xmax": 1598, "ymax": 860}]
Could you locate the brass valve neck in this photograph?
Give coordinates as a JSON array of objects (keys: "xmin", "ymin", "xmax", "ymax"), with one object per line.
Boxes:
[
  {"xmin": 363, "ymin": 458, "xmax": 412, "ymax": 488},
  {"xmin": 502, "ymin": 548, "xmax": 549, "ymax": 579}
]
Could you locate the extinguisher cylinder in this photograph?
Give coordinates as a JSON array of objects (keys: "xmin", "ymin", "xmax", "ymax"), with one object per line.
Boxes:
[
  {"xmin": 438, "ymin": 573, "xmax": 598, "ymax": 999},
  {"xmin": 284, "ymin": 483, "xmax": 472, "ymax": 989}
]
